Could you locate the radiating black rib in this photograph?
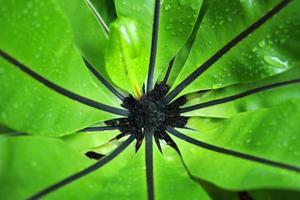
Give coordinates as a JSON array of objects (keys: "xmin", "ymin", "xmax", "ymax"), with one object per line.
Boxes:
[
  {"xmin": 83, "ymin": 57, "xmax": 125, "ymax": 101},
  {"xmin": 163, "ymin": 133, "xmax": 181, "ymax": 154},
  {"xmin": 181, "ymin": 78, "xmax": 300, "ymax": 113},
  {"xmin": 115, "ymin": 132, "xmax": 127, "ymax": 140},
  {"xmin": 79, "ymin": 125, "xmax": 123, "ymax": 132},
  {"xmin": 154, "ymin": 136, "xmax": 162, "ymax": 153},
  {"xmin": 27, "ymin": 135, "xmax": 135, "ymax": 200},
  {"xmin": 4, "ymin": 132, "xmax": 27, "ymax": 137},
  {"xmin": 145, "ymin": 129, "xmax": 154, "ymax": 200},
  {"xmin": 86, "ymin": 0, "xmax": 109, "ymax": 34},
  {"xmin": 146, "ymin": 0, "xmax": 161, "ymax": 93},
  {"xmin": 167, "ymin": 127, "xmax": 300, "ymax": 173},
  {"xmin": 164, "ymin": 0, "xmax": 292, "ymax": 103},
  {"xmin": 162, "ymin": 57, "xmax": 175, "ymax": 85},
  {"xmin": 0, "ymin": 50, "xmax": 129, "ymax": 116}
]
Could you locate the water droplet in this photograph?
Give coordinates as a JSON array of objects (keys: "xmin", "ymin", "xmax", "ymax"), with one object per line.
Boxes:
[
  {"xmin": 27, "ymin": 2, "xmax": 33, "ymax": 8},
  {"xmin": 33, "ymin": 11, "xmax": 38, "ymax": 17},
  {"xmin": 22, "ymin": 9, "xmax": 28, "ymax": 15},
  {"xmin": 279, "ymin": 38, "xmax": 287, "ymax": 44},
  {"xmin": 164, "ymin": 4, "xmax": 171, "ymax": 11},
  {"xmin": 165, "ymin": 25, "xmax": 172, "ymax": 30},
  {"xmin": 264, "ymin": 56, "xmax": 289, "ymax": 69},
  {"xmin": 212, "ymin": 83, "xmax": 222, "ymax": 89},
  {"xmin": 258, "ymin": 40, "xmax": 265, "ymax": 48}
]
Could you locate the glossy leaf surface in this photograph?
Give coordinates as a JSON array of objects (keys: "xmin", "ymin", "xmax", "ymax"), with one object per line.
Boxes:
[{"xmin": 172, "ymin": 0, "xmax": 300, "ymax": 96}]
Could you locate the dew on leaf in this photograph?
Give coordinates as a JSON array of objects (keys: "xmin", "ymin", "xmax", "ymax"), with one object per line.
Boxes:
[
  {"xmin": 279, "ymin": 38, "xmax": 287, "ymax": 45},
  {"xmin": 31, "ymin": 161, "xmax": 38, "ymax": 167},
  {"xmin": 246, "ymin": 138, "xmax": 252, "ymax": 144},
  {"xmin": 27, "ymin": 2, "xmax": 33, "ymax": 8},
  {"xmin": 258, "ymin": 40, "xmax": 266, "ymax": 48},
  {"xmin": 164, "ymin": 4, "xmax": 171, "ymax": 11},
  {"xmin": 263, "ymin": 56, "xmax": 289, "ymax": 70},
  {"xmin": 33, "ymin": 11, "xmax": 38, "ymax": 17},
  {"xmin": 212, "ymin": 83, "xmax": 223, "ymax": 89},
  {"xmin": 218, "ymin": 20, "xmax": 224, "ymax": 25},
  {"xmin": 13, "ymin": 103, "xmax": 19, "ymax": 109},
  {"xmin": 1, "ymin": 112, "xmax": 7, "ymax": 119},
  {"xmin": 165, "ymin": 25, "xmax": 172, "ymax": 30},
  {"xmin": 227, "ymin": 16, "xmax": 233, "ymax": 22}
]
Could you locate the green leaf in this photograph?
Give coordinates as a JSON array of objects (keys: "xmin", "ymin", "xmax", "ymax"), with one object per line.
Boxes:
[
  {"xmin": 174, "ymin": 100, "xmax": 300, "ymax": 190},
  {"xmin": 155, "ymin": 0, "xmax": 203, "ymax": 81},
  {"xmin": 62, "ymin": 130, "xmax": 120, "ymax": 153},
  {"xmin": 90, "ymin": 0, "xmax": 117, "ymax": 25},
  {"xmin": 0, "ymin": 135, "xmax": 140, "ymax": 199},
  {"xmin": 105, "ymin": 18, "xmax": 144, "ymax": 96},
  {"xmin": 44, "ymin": 141, "xmax": 140, "ymax": 200},
  {"xmin": 55, "ymin": 0, "xmax": 110, "ymax": 76},
  {"xmin": 0, "ymin": 135, "xmax": 211, "ymax": 200},
  {"xmin": 0, "ymin": 0, "xmax": 120, "ymax": 136},
  {"xmin": 0, "ymin": 136, "xmax": 92, "ymax": 200},
  {"xmin": 183, "ymin": 66, "xmax": 300, "ymax": 118},
  {"xmin": 49, "ymin": 143, "xmax": 211, "ymax": 200},
  {"xmin": 1, "ymin": 0, "xmax": 300, "ymax": 198},
  {"xmin": 108, "ymin": 0, "xmax": 202, "ymax": 94},
  {"xmin": 155, "ymin": 145, "xmax": 210, "ymax": 200},
  {"xmin": 172, "ymin": 0, "xmax": 300, "ymax": 96}
]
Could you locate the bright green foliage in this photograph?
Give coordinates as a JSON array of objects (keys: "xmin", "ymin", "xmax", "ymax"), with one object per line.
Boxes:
[
  {"xmin": 173, "ymin": 0, "xmax": 300, "ymax": 96},
  {"xmin": 109, "ymin": 0, "xmax": 202, "ymax": 95},
  {"xmin": 180, "ymin": 100, "xmax": 300, "ymax": 190},
  {"xmin": 0, "ymin": 0, "xmax": 300, "ymax": 199},
  {"xmin": 0, "ymin": 0, "xmax": 120, "ymax": 136},
  {"xmin": 183, "ymin": 67, "xmax": 300, "ymax": 117},
  {"xmin": 55, "ymin": 0, "xmax": 109, "ymax": 76}
]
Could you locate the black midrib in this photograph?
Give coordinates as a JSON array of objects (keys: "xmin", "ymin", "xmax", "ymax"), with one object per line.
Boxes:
[
  {"xmin": 0, "ymin": 50, "xmax": 129, "ymax": 116},
  {"xmin": 146, "ymin": 0, "xmax": 161, "ymax": 93},
  {"xmin": 167, "ymin": 127, "xmax": 300, "ymax": 173},
  {"xmin": 145, "ymin": 129, "xmax": 155, "ymax": 200},
  {"xmin": 180, "ymin": 78, "xmax": 300, "ymax": 113},
  {"xmin": 83, "ymin": 57, "xmax": 125, "ymax": 101},
  {"xmin": 164, "ymin": 0, "xmax": 292, "ymax": 103},
  {"xmin": 27, "ymin": 135, "xmax": 135, "ymax": 200}
]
